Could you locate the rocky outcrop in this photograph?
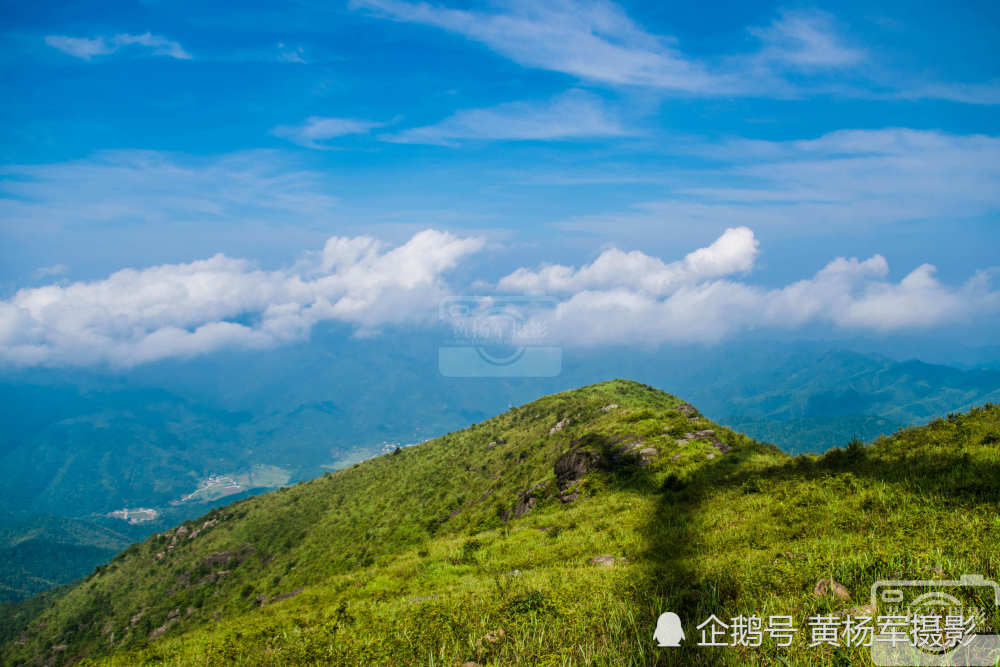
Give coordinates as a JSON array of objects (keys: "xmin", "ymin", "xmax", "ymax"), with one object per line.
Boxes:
[
  {"xmin": 554, "ymin": 449, "xmax": 601, "ymax": 490},
  {"xmin": 590, "ymin": 555, "xmax": 627, "ymax": 567},
  {"xmin": 271, "ymin": 587, "xmax": 304, "ymax": 603},
  {"xmin": 813, "ymin": 578, "xmax": 851, "ymax": 601},
  {"xmin": 676, "ymin": 403, "xmax": 699, "ymax": 418},
  {"xmin": 511, "ymin": 481, "xmax": 548, "ymax": 518},
  {"xmin": 549, "ymin": 418, "xmax": 571, "ymax": 435},
  {"xmin": 199, "ymin": 544, "xmax": 255, "ymax": 569},
  {"xmin": 514, "ymin": 496, "xmax": 536, "ymax": 518},
  {"xmin": 675, "ymin": 429, "xmax": 732, "ymax": 455}
]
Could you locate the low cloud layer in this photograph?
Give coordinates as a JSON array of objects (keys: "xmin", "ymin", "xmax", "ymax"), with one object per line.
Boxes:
[
  {"xmin": 1, "ymin": 228, "xmax": 997, "ymax": 367},
  {"xmin": 0, "ymin": 230, "xmax": 483, "ymax": 367},
  {"xmin": 498, "ymin": 227, "xmax": 758, "ymax": 295},
  {"xmin": 505, "ymin": 233, "xmax": 1000, "ymax": 346}
]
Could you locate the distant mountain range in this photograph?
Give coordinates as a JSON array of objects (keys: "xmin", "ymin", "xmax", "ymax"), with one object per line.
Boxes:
[{"xmin": 0, "ymin": 331, "xmax": 998, "ymax": 601}]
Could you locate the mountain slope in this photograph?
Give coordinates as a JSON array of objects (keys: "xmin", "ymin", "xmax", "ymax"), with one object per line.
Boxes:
[
  {"xmin": 0, "ymin": 515, "xmax": 145, "ymax": 603},
  {"xmin": 3, "ymin": 341, "xmax": 998, "ymax": 604},
  {"xmin": 3, "ymin": 380, "xmax": 999, "ymax": 666}
]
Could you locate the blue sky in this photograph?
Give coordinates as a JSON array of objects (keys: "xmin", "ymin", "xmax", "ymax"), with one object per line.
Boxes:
[{"xmin": 1, "ymin": 0, "xmax": 999, "ymax": 366}]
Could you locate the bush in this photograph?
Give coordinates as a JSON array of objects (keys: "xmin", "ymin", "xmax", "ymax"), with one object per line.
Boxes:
[{"xmin": 504, "ymin": 590, "xmax": 555, "ymax": 615}]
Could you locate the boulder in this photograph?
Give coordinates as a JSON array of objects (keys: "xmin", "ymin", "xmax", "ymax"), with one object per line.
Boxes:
[
  {"xmin": 712, "ymin": 441, "xmax": 732, "ymax": 454},
  {"xmin": 599, "ymin": 404, "xmax": 619, "ymax": 412},
  {"xmin": 514, "ymin": 496, "xmax": 537, "ymax": 518},
  {"xmin": 838, "ymin": 604, "xmax": 876, "ymax": 618},
  {"xmin": 638, "ymin": 447, "xmax": 659, "ymax": 462},
  {"xmin": 676, "ymin": 403, "xmax": 699, "ymax": 418},
  {"xmin": 814, "ymin": 578, "xmax": 851, "ymax": 601},
  {"xmin": 549, "ymin": 418, "xmax": 570, "ymax": 435},
  {"xmin": 554, "ymin": 449, "xmax": 600, "ymax": 490},
  {"xmin": 590, "ymin": 555, "xmax": 627, "ymax": 567},
  {"xmin": 272, "ymin": 587, "xmax": 304, "ymax": 603}
]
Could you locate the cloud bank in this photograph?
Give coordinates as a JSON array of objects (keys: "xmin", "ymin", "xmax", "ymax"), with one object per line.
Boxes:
[
  {"xmin": 1, "ymin": 228, "xmax": 997, "ymax": 367},
  {"xmin": 526, "ymin": 254, "xmax": 999, "ymax": 347},
  {"xmin": 0, "ymin": 230, "xmax": 483, "ymax": 367},
  {"xmin": 499, "ymin": 227, "xmax": 758, "ymax": 295}
]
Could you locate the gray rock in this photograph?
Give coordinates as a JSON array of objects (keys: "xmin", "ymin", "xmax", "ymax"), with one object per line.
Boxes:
[
  {"xmin": 514, "ymin": 496, "xmax": 536, "ymax": 518},
  {"xmin": 814, "ymin": 578, "xmax": 851, "ymax": 601},
  {"xmin": 676, "ymin": 403, "xmax": 699, "ymax": 418},
  {"xmin": 549, "ymin": 418, "xmax": 571, "ymax": 435},
  {"xmin": 554, "ymin": 449, "xmax": 600, "ymax": 490},
  {"xmin": 711, "ymin": 441, "xmax": 732, "ymax": 454},
  {"xmin": 590, "ymin": 555, "xmax": 627, "ymax": 567}
]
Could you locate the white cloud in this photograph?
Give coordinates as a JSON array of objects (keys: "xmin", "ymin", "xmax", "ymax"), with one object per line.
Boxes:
[
  {"xmin": 349, "ymin": 0, "xmax": 999, "ymax": 103},
  {"xmin": 0, "ymin": 149, "xmax": 339, "ymax": 233},
  {"xmin": 894, "ymin": 82, "xmax": 1000, "ymax": 106},
  {"xmin": 498, "ymin": 227, "xmax": 757, "ymax": 294},
  {"xmin": 555, "ymin": 129, "xmax": 1000, "ymax": 234},
  {"xmin": 383, "ymin": 90, "xmax": 631, "ymax": 145},
  {"xmin": 272, "ymin": 116, "xmax": 382, "ymax": 149},
  {"xmin": 0, "ymin": 230, "xmax": 484, "ymax": 367},
  {"xmin": 276, "ymin": 42, "xmax": 308, "ymax": 64},
  {"xmin": 31, "ymin": 264, "xmax": 69, "ymax": 280},
  {"xmin": 43, "ymin": 36, "xmax": 114, "ymax": 60},
  {"xmin": 45, "ymin": 32, "xmax": 192, "ymax": 60},
  {"xmin": 2, "ymin": 226, "xmax": 997, "ymax": 365},
  {"xmin": 350, "ymin": 0, "xmax": 727, "ymax": 92},
  {"xmin": 503, "ymin": 233, "xmax": 1000, "ymax": 347},
  {"xmin": 748, "ymin": 9, "xmax": 865, "ymax": 69},
  {"xmin": 113, "ymin": 32, "xmax": 192, "ymax": 60}
]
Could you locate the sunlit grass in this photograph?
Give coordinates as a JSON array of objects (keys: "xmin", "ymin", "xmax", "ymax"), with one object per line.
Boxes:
[{"xmin": 3, "ymin": 381, "xmax": 998, "ymax": 666}]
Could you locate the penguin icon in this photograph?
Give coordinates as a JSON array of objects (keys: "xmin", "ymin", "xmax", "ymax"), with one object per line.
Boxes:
[{"xmin": 653, "ymin": 612, "xmax": 685, "ymax": 647}]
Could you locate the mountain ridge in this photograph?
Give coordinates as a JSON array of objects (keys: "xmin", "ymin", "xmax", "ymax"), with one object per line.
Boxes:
[{"xmin": 3, "ymin": 379, "xmax": 999, "ymax": 665}]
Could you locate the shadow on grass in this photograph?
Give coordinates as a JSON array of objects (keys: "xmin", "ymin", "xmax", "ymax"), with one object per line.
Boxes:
[{"xmin": 629, "ymin": 434, "xmax": 1000, "ymax": 666}]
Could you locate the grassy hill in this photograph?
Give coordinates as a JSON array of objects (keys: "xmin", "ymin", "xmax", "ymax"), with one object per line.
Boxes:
[
  {"xmin": 4, "ymin": 343, "xmax": 999, "ymax": 604},
  {"xmin": 2, "ymin": 379, "xmax": 999, "ymax": 665}
]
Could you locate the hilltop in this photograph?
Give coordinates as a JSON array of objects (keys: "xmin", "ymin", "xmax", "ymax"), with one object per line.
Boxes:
[
  {"xmin": 2, "ymin": 379, "xmax": 999, "ymax": 665},
  {"xmin": 4, "ymin": 342, "xmax": 1000, "ymax": 603}
]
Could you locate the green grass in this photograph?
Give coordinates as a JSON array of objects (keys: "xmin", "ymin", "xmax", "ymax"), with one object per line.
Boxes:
[{"xmin": 3, "ymin": 380, "xmax": 999, "ymax": 666}]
